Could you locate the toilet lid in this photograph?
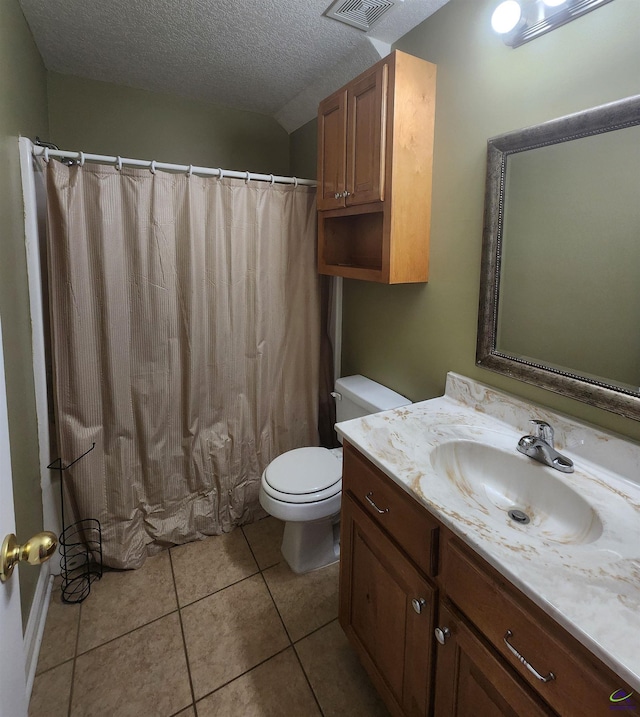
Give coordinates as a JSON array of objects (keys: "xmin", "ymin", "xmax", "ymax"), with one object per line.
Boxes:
[{"xmin": 264, "ymin": 447, "xmax": 342, "ymax": 497}]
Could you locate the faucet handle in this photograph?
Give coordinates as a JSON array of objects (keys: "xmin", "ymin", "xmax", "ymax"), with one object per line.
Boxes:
[{"xmin": 530, "ymin": 420, "xmax": 554, "ymax": 445}]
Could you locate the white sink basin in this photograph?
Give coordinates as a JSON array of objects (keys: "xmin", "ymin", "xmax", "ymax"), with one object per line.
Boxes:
[{"xmin": 429, "ymin": 440, "xmax": 603, "ymax": 545}]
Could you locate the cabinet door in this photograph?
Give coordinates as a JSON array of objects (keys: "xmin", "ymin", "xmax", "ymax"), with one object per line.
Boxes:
[
  {"xmin": 346, "ymin": 62, "xmax": 388, "ymax": 206},
  {"xmin": 317, "ymin": 89, "xmax": 347, "ymax": 210},
  {"xmin": 433, "ymin": 603, "xmax": 554, "ymax": 717},
  {"xmin": 340, "ymin": 493, "xmax": 434, "ymax": 717}
]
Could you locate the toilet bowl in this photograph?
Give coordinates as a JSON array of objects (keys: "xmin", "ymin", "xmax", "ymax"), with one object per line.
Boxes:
[
  {"xmin": 259, "ymin": 375, "xmax": 410, "ymax": 574},
  {"xmin": 260, "ymin": 446, "xmax": 343, "ymax": 574}
]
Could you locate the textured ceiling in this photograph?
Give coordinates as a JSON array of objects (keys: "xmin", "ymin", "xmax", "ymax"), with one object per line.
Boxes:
[{"xmin": 19, "ymin": 0, "xmax": 449, "ymax": 132}]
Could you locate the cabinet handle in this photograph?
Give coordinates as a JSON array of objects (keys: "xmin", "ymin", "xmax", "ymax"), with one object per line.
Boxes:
[
  {"xmin": 334, "ymin": 192, "xmax": 341, "ymax": 199},
  {"xmin": 434, "ymin": 626, "xmax": 451, "ymax": 645},
  {"xmin": 365, "ymin": 492, "xmax": 389, "ymax": 514},
  {"xmin": 503, "ymin": 630, "xmax": 556, "ymax": 683},
  {"xmin": 412, "ymin": 598, "xmax": 427, "ymax": 614},
  {"xmin": 343, "ymin": 191, "xmax": 351, "ymax": 198}
]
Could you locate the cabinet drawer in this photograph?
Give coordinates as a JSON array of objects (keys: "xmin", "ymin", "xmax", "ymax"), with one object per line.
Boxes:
[
  {"xmin": 343, "ymin": 442, "xmax": 439, "ymax": 577},
  {"xmin": 442, "ymin": 536, "xmax": 629, "ymax": 717}
]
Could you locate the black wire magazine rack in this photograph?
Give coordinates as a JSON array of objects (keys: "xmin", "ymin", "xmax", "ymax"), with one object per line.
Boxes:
[{"xmin": 47, "ymin": 443, "xmax": 103, "ymax": 603}]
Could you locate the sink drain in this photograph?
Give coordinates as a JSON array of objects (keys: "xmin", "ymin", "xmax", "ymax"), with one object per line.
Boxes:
[{"xmin": 508, "ymin": 508, "xmax": 530, "ymax": 525}]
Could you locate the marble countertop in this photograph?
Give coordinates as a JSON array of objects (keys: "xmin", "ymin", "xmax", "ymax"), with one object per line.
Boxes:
[{"xmin": 336, "ymin": 373, "xmax": 640, "ymax": 692}]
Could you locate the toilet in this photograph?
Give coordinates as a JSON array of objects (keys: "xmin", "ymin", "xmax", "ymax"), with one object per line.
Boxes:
[{"xmin": 259, "ymin": 375, "xmax": 411, "ymax": 573}]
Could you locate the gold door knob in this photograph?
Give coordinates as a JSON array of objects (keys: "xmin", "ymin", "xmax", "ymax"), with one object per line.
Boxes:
[{"xmin": 1, "ymin": 531, "xmax": 57, "ymax": 583}]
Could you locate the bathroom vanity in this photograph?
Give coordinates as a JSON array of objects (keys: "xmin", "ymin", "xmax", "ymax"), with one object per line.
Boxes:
[{"xmin": 337, "ymin": 374, "xmax": 640, "ymax": 717}]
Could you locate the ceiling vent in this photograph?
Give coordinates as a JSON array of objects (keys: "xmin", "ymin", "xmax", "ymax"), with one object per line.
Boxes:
[{"xmin": 324, "ymin": 0, "xmax": 400, "ymax": 32}]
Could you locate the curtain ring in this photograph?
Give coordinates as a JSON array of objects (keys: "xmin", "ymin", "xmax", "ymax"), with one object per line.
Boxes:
[
  {"xmin": 245, "ymin": 171, "xmax": 251, "ymax": 183},
  {"xmin": 79, "ymin": 151, "xmax": 85, "ymax": 167},
  {"xmin": 270, "ymin": 174, "xmax": 275, "ymax": 186},
  {"xmin": 150, "ymin": 160, "xmax": 157, "ymax": 175},
  {"xmin": 187, "ymin": 164, "xmax": 194, "ymax": 178},
  {"xmin": 217, "ymin": 168, "xmax": 224, "ymax": 181},
  {"xmin": 43, "ymin": 147, "xmax": 50, "ymax": 163},
  {"xmin": 116, "ymin": 156, "xmax": 123, "ymax": 171},
  {"xmin": 293, "ymin": 177, "xmax": 298, "ymax": 187}
]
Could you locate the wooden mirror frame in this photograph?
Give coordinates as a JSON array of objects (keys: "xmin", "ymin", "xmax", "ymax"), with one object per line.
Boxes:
[{"xmin": 477, "ymin": 94, "xmax": 640, "ymax": 420}]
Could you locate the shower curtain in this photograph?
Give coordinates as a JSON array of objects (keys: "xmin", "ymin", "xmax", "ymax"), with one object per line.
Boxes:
[{"xmin": 44, "ymin": 160, "xmax": 324, "ymax": 569}]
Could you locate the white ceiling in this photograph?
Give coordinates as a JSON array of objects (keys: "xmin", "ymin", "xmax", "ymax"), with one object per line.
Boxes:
[{"xmin": 19, "ymin": 0, "xmax": 450, "ymax": 133}]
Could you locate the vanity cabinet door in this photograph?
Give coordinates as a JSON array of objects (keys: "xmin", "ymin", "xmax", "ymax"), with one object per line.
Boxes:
[
  {"xmin": 340, "ymin": 492, "xmax": 435, "ymax": 717},
  {"xmin": 433, "ymin": 602, "xmax": 553, "ymax": 717}
]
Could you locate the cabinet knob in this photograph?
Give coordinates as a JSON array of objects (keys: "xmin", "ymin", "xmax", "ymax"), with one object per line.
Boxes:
[
  {"xmin": 412, "ymin": 597, "xmax": 427, "ymax": 614},
  {"xmin": 434, "ymin": 626, "xmax": 451, "ymax": 645},
  {"xmin": 343, "ymin": 191, "xmax": 351, "ymax": 198},
  {"xmin": 334, "ymin": 192, "xmax": 341, "ymax": 199}
]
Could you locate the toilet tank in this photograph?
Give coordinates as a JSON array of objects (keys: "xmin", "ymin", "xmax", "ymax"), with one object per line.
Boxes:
[{"xmin": 334, "ymin": 375, "xmax": 411, "ymax": 425}]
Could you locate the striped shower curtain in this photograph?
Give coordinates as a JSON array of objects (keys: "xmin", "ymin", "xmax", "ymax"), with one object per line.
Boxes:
[{"xmin": 44, "ymin": 160, "xmax": 323, "ymax": 569}]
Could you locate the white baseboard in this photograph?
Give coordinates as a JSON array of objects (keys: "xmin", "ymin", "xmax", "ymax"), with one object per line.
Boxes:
[{"xmin": 24, "ymin": 565, "xmax": 54, "ymax": 700}]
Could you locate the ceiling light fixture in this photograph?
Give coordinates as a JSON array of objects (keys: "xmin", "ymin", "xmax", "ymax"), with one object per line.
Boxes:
[{"xmin": 492, "ymin": 0, "xmax": 615, "ymax": 48}]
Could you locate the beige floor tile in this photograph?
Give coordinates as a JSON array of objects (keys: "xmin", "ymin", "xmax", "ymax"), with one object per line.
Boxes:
[
  {"xmin": 71, "ymin": 613, "xmax": 191, "ymax": 717},
  {"xmin": 37, "ymin": 577, "xmax": 81, "ymax": 674},
  {"xmin": 171, "ymin": 530, "xmax": 259, "ymax": 606},
  {"xmin": 196, "ymin": 648, "xmax": 320, "ymax": 717},
  {"xmin": 263, "ymin": 561, "xmax": 339, "ymax": 642},
  {"xmin": 173, "ymin": 708, "xmax": 195, "ymax": 716},
  {"xmin": 181, "ymin": 573, "xmax": 289, "ymax": 699},
  {"xmin": 77, "ymin": 550, "xmax": 177, "ymax": 654},
  {"xmin": 242, "ymin": 516, "xmax": 285, "ymax": 570},
  {"xmin": 29, "ymin": 660, "xmax": 74, "ymax": 717},
  {"xmin": 296, "ymin": 619, "xmax": 390, "ymax": 717}
]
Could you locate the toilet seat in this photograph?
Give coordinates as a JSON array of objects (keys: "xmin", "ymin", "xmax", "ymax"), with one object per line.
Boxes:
[{"xmin": 262, "ymin": 447, "xmax": 342, "ymax": 504}]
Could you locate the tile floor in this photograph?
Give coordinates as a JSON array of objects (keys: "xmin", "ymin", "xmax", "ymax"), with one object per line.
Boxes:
[{"xmin": 29, "ymin": 517, "xmax": 390, "ymax": 717}]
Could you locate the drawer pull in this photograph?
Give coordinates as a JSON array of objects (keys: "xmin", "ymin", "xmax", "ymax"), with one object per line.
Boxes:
[
  {"xmin": 365, "ymin": 492, "xmax": 389, "ymax": 514},
  {"xmin": 504, "ymin": 630, "xmax": 556, "ymax": 683}
]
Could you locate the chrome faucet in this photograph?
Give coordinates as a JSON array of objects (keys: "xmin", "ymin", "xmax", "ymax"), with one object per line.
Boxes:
[{"xmin": 517, "ymin": 420, "xmax": 574, "ymax": 473}]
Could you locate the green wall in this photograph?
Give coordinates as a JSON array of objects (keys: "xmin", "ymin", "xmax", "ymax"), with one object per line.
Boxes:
[
  {"xmin": 47, "ymin": 73, "xmax": 290, "ymax": 175},
  {"xmin": 0, "ymin": 0, "xmax": 49, "ymax": 626},
  {"xmin": 339, "ymin": 0, "xmax": 640, "ymax": 441}
]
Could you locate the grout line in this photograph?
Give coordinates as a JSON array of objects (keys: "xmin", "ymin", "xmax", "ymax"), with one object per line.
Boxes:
[
  {"xmin": 292, "ymin": 616, "xmax": 340, "ymax": 646},
  {"xmin": 177, "ymin": 569, "xmax": 261, "ymax": 611},
  {"xmin": 258, "ymin": 569, "xmax": 294, "ymax": 644},
  {"xmin": 169, "ymin": 549, "xmax": 198, "ymax": 717},
  {"xmin": 194, "ymin": 644, "xmax": 292, "ymax": 705},
  {"xmin": 292, "ymin": 641, "xmax": 325, "ymax": 717},
  {"xmin": 67, "ymin": 595, "xmax": 82, "ymax": 717},
  {"xmin": 74, "ymin": 608, "xmax": 180, "ymax": 657}
]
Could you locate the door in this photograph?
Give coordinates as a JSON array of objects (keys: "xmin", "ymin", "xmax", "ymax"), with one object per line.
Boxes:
[
  {"xmin": 317, "ymin": 89, "xmax": 347, "ymax": 210},
  {"xmin": 346, "ymin": 62, "xmax": 388, "ymax": 206},
  {"xmin": 0, "ymin": 317, "xmax": 29, "ymax": 717},
  {"xmin": 340, "ymin": 493, "xmax": 434, "ymax": 717}
]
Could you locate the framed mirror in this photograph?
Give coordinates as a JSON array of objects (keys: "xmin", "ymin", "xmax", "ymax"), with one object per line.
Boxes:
[{"xmin": 477, "ymin": 94, "xmax": 640, "ymax": 420}]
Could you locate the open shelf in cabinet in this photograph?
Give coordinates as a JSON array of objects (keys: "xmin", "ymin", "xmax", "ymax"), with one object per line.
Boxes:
[{"xmin": 318, "ymin": 207, "xmax": 387, "ymax": 282}]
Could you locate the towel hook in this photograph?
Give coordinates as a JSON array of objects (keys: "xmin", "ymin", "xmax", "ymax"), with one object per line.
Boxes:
[
  {"xmin": 79, "ymin": 151, "xmax": 86, "ymax": 167},
  {"xmin": 115, "ymin": 156, "xmax": 123, "ymax": 171},
  {"xmin": 150, "ymin": 160, "xmax": 157, "ymax": 175}
]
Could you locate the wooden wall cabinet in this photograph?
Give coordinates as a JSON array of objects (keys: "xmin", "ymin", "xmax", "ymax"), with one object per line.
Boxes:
[
  {"xmin": 340, "ymin": 442, "xmax": 636, "ymax": 717},
  {"xmin": 317, "ymin": 51, "xmax": 437, "ymax": 284}
]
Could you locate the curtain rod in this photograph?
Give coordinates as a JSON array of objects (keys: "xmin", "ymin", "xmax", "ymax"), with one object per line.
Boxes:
[{"xmin": 31, "ymin": 145, "xmax": 316, "ymax": 187}]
